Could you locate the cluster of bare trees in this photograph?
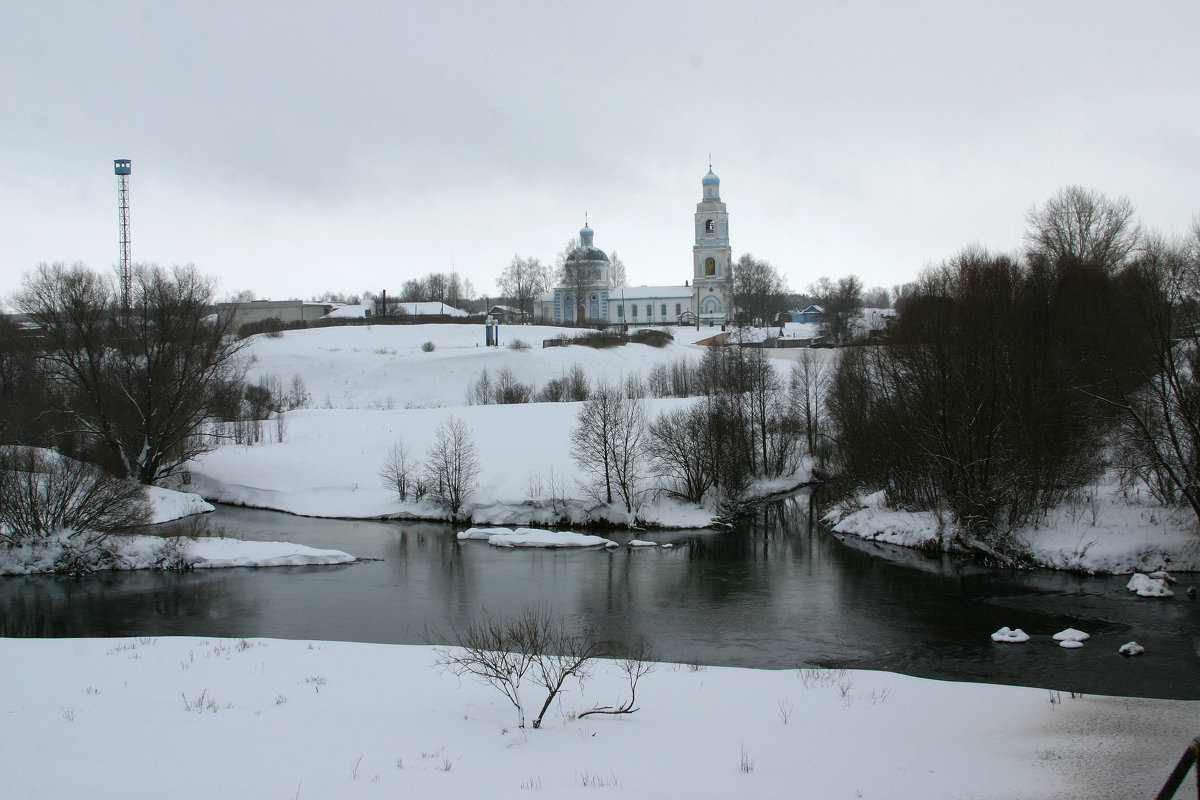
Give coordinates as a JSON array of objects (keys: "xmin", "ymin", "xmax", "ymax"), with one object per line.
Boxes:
[
  {"xmin": 827, "ymin": 186, "xmax": 1200, "ymax": 550},
  {"xmin": 808, "ymin": 275, "xmax": 864, "ymax": 343},
  {"xmin": 380, "ymin": 416, "xmax": 481, "ymax": 518},
  {"xmin": 496, "ymin": 255, "xmax": 551, "ymax": 319},
  {"xmin": 731, "ymin": 254, "xmax": 787, "ymax": 325},
  {"xmin": 570, "ymin": 381, "xmax": 647, "ymax": 513},
  {"xmin": 569, "ymin": 344, "xmax": 830, "ymax": 513},
  {"xmin": 384, "ymin": 271, "xmax": 474, "ymax": 311},
  {"xmin": 0, "ymin": 262, "xmax": 252, "ymax": 570},
  {"xmin": 1102, "ymin": 232, "xmax": 1200, "ymax": 522}
]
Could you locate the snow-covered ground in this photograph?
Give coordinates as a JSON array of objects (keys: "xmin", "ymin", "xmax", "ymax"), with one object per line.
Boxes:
[
  {"xmin": 240, "ymin": 322, "xmax": 713, "ymax": 410},
  {"xmin": 2, "ymin": 636, "xmax": 1193, "ymax": 800},
  {"xmin": 190, "ymin": 323, "xmax": 801, "ymax": 527},
  {"xmin": 828, "ymin": 480, "xmax": 1200, "ymax": 574},
  {"xmin": 144, "ymin": 484, "xmax": 216, "ymax": 524}
]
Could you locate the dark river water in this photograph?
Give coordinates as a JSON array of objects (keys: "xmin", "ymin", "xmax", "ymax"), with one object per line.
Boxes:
[{"xmin": 2, "ymin": 493, "xmax": 1198, "ymax": 700}]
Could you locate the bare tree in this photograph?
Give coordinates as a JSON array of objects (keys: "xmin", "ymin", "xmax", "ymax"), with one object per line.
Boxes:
[
  {"xmin": 0, "ymin": 313, "xmax": 49, "ymax": 446},
  {"xmin": 434, "ymin": 606, "xmax": 613, "ymax": 730},
  {"xmin": 828, "ymin": 247, "xmax": 1116, "ymax": 545},
  {"xmin": 648, "ymin": 404, "xmax": 715, "ymax": 504},
  {"xmin": 434, "ymin": 611, "xmax": 538, "ymax": 729},
  {"xmin": 570, "ymin": 380, "xmax": 621, "ymax": 505},
  {"xmin": 579, "ymin": 637, "xmax": 657, "ymax": 719},
  {"xmin": 497, "ymin": 255, "xmax": 551, "ymax": 318},
  {"xmin": 423, "ymin": 415, "xmax": 480, "ymax": 518},
  {"xmin": 790, "ymin": 350, "xmax": 831, "ymax": 463},
  {"xmin": 521, "ymin": 609, "xmax": 608, "ymax": 729},
  {"xmin": 608, "ymin": 250, "xmax": 628, "ymax": 288},
  {"xmin": 609, "ymin": 393, "xmax": 647, "ymax": 513},
  {"xmin": 861, "ymin": 285, "xmax": 891, "ymax": 308},
  {"xmin": 1025, "ymin": 185, "xmax": 1141, "ymax": 273},
  {"xmin": 571, "ymin": 379, "xmax": 646, "ymax": 510},
  {"xmin": 13, "ymin": 262, "xmax": 246, "ymax": 484},
  {"xmin": 380, "ymin": 437, "xmax": 419, "ymax": 502},
  {"xmin": 732, "ymin": 254, "xmax": 787, "ymax": 326},
  {"xmin": 810, "ymin": 274, "xmax": 863, "ymax": 343}
]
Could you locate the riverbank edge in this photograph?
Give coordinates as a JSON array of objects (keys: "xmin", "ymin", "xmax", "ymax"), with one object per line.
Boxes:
[
  {"xmin": 184, "ymin": 474, "xmax": 820, "ymax": 532},
  {"xmin": 824, "ymin": 483, "xmax": 1200, "ymax": 576}
]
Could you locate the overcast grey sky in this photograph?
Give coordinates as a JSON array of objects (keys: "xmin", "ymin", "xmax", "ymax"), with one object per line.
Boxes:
[{"xmin": 3, "ymin": 1, "xmax": 1197, "ymax": 303}]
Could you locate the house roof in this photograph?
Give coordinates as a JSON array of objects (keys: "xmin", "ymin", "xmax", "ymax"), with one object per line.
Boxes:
[
  {"xmin": 610, "ymin": 285, "xmax": 692, "ymax": 300},
  {"xmin": 396, "ymin": 302, "xmax": 467, "ymax": 317}
]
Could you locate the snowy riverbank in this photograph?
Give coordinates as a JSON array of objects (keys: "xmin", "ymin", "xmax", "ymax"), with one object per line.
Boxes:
[
  {"xmin": 827, "ymin": 479, "xmax": 1200, "ymax": 574},
  {"xmin": 2, "ymin": 636, "xmax": 1195, "ymax": 800},
  {"xmin": 0, "ymin": 485, "xmax": 353, "ymax": 575}
]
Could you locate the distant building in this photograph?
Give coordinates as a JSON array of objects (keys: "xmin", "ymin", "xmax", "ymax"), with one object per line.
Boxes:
[
  {"xmin": 536, "ymin": 168, "xmax": 733, "ymax": 326},
  {"xmin": 216, "ymin": 299, "xmax": 333, "ymax": 331},
  {"xmin": 392, "ymin": 302, "xmax": 468, "ymax": 317},
  {"xmin": 487, "ymin": 304, "xmax": 529, "ymax": 324},
  {"xmin": 785, "ymin": 305, "xmax": 824, "ymax": 325}
]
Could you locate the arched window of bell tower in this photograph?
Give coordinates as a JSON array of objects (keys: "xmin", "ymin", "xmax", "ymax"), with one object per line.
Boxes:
[
  {"xmin": 704, "ymin": 257, "xmax": 716, "ymax": 276},
  {"xmin": 705, "ymin": 218, "xmax": 714, "ymax": 233}
]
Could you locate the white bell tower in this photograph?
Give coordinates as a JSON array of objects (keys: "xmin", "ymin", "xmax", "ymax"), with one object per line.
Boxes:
[{"xmin": 692, "ymin": 165, "xmax": 731, "ymax": 322}]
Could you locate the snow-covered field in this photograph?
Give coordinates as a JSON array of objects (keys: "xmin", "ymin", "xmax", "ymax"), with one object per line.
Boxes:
[
  {"xmin": 189, "ymin": 323, "xmax": 792, "ymax": 527},
  {"xmin": 2, "ymin": 636, "xmax": 1195, "ymax": 800},
  {"xmin": 241, "ymin": 322, "xmax": 716, "ymax": 410}
]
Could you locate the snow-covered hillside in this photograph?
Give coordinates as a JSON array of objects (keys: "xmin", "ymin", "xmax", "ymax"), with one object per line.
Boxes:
[
  {"xmin": 241, "ymin": 323, "xmax": 712, "ymax": 410},
  {"xmin": 189, "ymin": 323, "xmax": 792, "ymax": 527}
]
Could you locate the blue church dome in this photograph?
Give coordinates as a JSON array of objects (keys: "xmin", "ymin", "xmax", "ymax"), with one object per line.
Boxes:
[{"xmin": 702, "ymin": 169, "xmax": 720, "ymax": 186}]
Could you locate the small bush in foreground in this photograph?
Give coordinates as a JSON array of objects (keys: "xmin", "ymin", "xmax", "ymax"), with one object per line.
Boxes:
[
  {"xmin": 435, "ymin": 606, "xmax": 655, "ymax": 730},
  {"xmin": 421, "ymin": 341, "xmax": 436, "ymax": 352}
]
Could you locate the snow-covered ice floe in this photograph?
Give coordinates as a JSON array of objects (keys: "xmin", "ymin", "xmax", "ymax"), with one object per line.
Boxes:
[
  {"xmin": 990, "ymin": 627, "xmax": 1030, "ymax": 643},
  {"xmin": 456, "ymin": 527, "xmax": 618, "ymax": 549},
  {"xmin": 628, "ymin": 539, "xmax": 659, "ymax": 547},
  {"xmin": 169, "ymin": 538, "xmax": 355, "ymax": 568},
  {"xmin": 1119, "ymin": 641, "xmax": 1146, "ymax": 656},
  {"xmin": 1053, "ymin": 628, "xmax": 1089, "ymax": 649},
  {"xmin": 1127, "ymin": 573, "xmax": 1175, "ymax": 597}
]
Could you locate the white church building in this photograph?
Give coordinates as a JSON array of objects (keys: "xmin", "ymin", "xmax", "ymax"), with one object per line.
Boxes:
[{"xmin": 536, "ymin": 168, "xmax": 733, "ymax": 326}]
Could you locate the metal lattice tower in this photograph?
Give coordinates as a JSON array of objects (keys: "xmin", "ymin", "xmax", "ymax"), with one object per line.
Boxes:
[{"xmin": 114, "ymin": 159, "xmax": 132, "ymax": 311}]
